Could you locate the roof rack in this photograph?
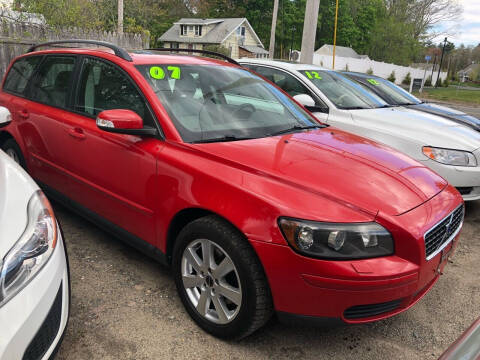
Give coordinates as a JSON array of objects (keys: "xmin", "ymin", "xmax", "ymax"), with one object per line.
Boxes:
[
  {"xmin": 146, "ymin": 48, "xmax": 240, "ymax": 66},
  {"xmin": 27, "ymin": 39, "xmax": 133, "ymax": 62}
]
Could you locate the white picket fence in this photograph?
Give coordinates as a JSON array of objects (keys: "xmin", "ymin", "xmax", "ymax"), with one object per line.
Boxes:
[{"xmin": 305, "ymin": 53, "xmax": 448, "ymax": 85}]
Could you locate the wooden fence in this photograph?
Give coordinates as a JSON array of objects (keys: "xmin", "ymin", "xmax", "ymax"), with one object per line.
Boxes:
[{"xmin": 0, "ymin": 21, "xmax": 149, "ymax": 76}]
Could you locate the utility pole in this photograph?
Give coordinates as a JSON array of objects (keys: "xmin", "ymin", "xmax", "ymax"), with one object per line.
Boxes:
[
  {"xmin": 300, "ymin": 0, "xmax": 320, "ymax": 64},
  {"xmin": 290, "ymin": 26, "xmax": 296, "ymax": 60},
  {"xmin": 332, "ymin": 0, "xmax": 339, "ymax": 69},
  {"xmin": 436, "ymin": 37, "xmax": 447, "ymax": 87},
  {"xmin": 117, "ymin": 0, "xmax": 124, "ymax": 35},
  {"xmin": 269, "ymin": 0, "xmax": 279, "ymax": 59}
]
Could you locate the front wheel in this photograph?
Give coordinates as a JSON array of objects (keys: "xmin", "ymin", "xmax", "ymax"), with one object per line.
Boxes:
[{"xmin": 172, "ymin": 215, "xmax": 273, "ymax": 339}]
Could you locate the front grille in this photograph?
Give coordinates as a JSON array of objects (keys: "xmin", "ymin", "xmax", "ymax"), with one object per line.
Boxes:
[
  {"xmin": 424, "ymin": 205, "xmax": 464, "ymax": 260},
  {"xmin": 456, "ymin": 187, "xmax": 473, "ymax": 195},
  {"xmin": 23, "ymin": 283, "xmax": 63, "ymax": 360},
  {"xmin": 344, "ymin": 299, "xmax": 403, "ymax": 320}
]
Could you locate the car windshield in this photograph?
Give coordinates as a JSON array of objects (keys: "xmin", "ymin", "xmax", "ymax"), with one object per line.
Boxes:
[
  {"xmin": 298, "ymin": 70, "xmax": 389, "ymax": 110},
  {"xmin": 136, "ymin": 64, "xmax": 323, "ymax": 143},
  {"xmin": 358, "ymin": 77, "xmax": 422, "ymax": 106}
]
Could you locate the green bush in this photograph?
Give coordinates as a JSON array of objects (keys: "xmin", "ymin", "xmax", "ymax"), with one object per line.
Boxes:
[
  {"xmin": 424, "ymin": 76, "xmax": 432, "ymax": 86},
  {"xmin": 387, "ymin": 71, "xmax": 396, "ymax": 83},
  {"xmin": 344, "ymin": 64, "xmax": 349, "ymax": 71},
  {"xmin": 443, "ymin": 79, "xmax": 449, "ymax": 87},
  {"xmin": 402, "ymin": 72, "xmax": 411, "ymax": 85},
  {"xmin": 366, "ymin": 68, "xmax": 373, "ymax": 75},
  {"xmin": 436, "ymin": 77, "xmax": 443, "ymax": 87}
]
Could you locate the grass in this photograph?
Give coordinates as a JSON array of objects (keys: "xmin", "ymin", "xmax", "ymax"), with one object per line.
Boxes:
[{"xmin": 414, "ymin": 87, "xmax": 480, "ymax": 105}]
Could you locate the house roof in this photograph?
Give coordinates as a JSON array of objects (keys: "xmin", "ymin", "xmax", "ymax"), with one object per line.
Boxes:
[
  {"xmin": 315, "ymin": 44, "xmax": 360, "ymax": 58},
  {"xmin": 174, "ymin": 18, "xmax": 224, "ymax": 26},
  {"xmin": 159, "ymin": 18, "xmax": 264, "ymax": 48},
  {"xmin": 458, "ymin": 63, "xmax": 480, "ymax": 76},
  {"xmin": 239, "ymin": 45, "xmax": 268, "ymax": 54}
]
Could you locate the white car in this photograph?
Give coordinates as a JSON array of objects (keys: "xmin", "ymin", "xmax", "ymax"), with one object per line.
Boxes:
[
  {"xmin": 0, "ymin": 109, "xmax": 69, "ymax": 359},
  {"xmin": 240, "ymin": 59, "xmax": 480, "ymax": 200}
]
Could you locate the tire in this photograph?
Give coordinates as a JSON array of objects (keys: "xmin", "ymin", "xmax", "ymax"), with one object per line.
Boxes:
[
  {"xmin": 2, "ymin": 138, "xmax": 26, "ymax": 169},
  {"xmin": 172, "ymin": 215, "xmax": 273, "ymax": 340}
]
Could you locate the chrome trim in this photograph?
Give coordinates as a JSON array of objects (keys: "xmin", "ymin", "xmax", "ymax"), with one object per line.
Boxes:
[{"xmin": 424, "ymin": 205, "xmax": 464, "ymax": 261}]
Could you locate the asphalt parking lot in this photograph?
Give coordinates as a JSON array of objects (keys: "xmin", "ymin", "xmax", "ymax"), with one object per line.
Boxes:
[{"xmin": 56, "ymin": 102, "xmax": 480, "ymax": 360}]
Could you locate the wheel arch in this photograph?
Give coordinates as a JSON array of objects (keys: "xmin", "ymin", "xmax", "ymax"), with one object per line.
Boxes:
[{"xmin": 165, "ymin": 207, "xmax": 247, "ymax": 264}]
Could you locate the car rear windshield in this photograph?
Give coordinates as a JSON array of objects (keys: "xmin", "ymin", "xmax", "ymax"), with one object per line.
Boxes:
[
  {"xmin": 136, "ymin": 64, "xmax": 322, "ymax": 143},
  {"xmin": 299, "ymin": 70, "xmax": 388, "ymax": 110},
  {"xmin": 357, "ymin": 77, "xmax": 422, "ymax": 106}
]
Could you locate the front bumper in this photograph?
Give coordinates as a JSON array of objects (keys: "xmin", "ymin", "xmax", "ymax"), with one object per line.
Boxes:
[
  {"xmin": 0, "ymin": 229, "xmax": 69, "ymax": 360},
  {"xmin": 252, "ymin": 186, "xmax": 463, "ymax": 323},
  {"xmin": 418, "ymin": 158, "xmax": 480, "ymax": 201}
]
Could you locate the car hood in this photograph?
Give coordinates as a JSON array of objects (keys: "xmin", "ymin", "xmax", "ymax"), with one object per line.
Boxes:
[
  {"xmin": 408, "ymin": 103, "xmax": 480, "ymax": 131},
  {"xmin": 190, "ymin": 128, "xmax": 447, "ymax": 217},
  {"xmin": 0, "ymin": 151, "xmax": 36, "ymax": 258},
  {"xmin": 350, "ymin": 107, "xmax": 480, "ymax": 151}
]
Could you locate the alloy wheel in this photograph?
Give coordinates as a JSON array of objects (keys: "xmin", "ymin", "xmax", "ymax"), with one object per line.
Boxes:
[{"xmin": 181, "ymin": 239, "xmax": 242, "ymax": 324}]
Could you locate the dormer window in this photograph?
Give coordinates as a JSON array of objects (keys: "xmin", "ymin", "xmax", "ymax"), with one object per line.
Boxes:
[
  {"xmin": 237, "ymin": 26, "xmax": 245, "ymax": 37},
  {"xmin": 195, "ymin": 25, "xmax": 202, "ymax": 36},
  {"xmin": 180, "ymin": 25, "xmax": 187, "ymax": 36}
]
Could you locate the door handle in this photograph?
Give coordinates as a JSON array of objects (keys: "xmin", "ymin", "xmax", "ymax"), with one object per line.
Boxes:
[
  {"xmin": 68, "ymin": 127, "xmax": 86, "ymax": 140},
  {"xmin": 17, "ymin": 109, "xmax": 29, "ymax": 119}
]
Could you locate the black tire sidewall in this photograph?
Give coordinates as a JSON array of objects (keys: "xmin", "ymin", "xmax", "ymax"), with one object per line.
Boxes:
[
  {"xmin": 172, "ymin": 217, "xmax": 261, "ymax": 339},
  {"xmin": 2, "ymin": 138, "xmax": 26, "ymax": 169}
]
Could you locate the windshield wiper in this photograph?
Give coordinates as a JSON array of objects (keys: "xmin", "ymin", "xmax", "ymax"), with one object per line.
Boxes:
[
  {"xmin": 192, "ymin": 135, "xmax": 256, "ymax": 143},
  {"xmin": 268, "ymin": 125, "xmax": 325, "ymax": 137},
  {"xmin": 341, "ymin": 106, "xmax": 369, "ymax": 110}
]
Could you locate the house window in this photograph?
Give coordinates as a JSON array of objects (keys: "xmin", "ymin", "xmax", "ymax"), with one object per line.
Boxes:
[
  {"xmin": 194, "ymin": 25, "xmax": 202, "ymax": 36},
  {"xmin": 237, "ymin": 26, "xmax": 245, "ymax": 37},
  {"xmin": 171, "ymin": 43, "xmax": 179, "ymax": 49},
  {"xmin": 180, "ymin": 25, "xmax": 187, "ymax": 36},
  {"xmin": 188, "ymin": 25, "xmax": 194, "ymax": 31}
]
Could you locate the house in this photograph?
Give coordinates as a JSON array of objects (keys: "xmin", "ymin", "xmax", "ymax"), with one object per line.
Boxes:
[
  {"xmin": 159, "ymin": 18, "xmax": 268, "ymax": 59},
  {"xmin": 458, "ymin": 63, "xmax": 480, "ymax": 82},
  {"xmin": 315, "ymin": 44, "xmax": 369, "ymax": 60}
]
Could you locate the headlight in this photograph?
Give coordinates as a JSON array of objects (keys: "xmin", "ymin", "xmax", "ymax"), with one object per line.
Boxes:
[
  {"xmin": 278, "ymin": 218, "xmax": 394, "ymax": 259},
  {"xmin": 0, "ymin": 190, "xmax": 57, "ymax": 307},
  {"xmin": 423, "ymin": 146, "xmax": 477, "ymax": 167}
]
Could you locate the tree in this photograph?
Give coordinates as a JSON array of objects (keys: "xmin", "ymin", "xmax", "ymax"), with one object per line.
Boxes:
[{"xmin": 388, "ymin": 71, "xmax": 396, "ymax": 82}]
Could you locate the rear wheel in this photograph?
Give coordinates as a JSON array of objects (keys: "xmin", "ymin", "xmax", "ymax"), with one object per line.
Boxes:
[
  {"xmin": 2, "ymin": 139, "xmax": 26, "ymax": 169},
  {"xmin": 172, "ymin": 215, "xmax": 273, "ymax": 339}
]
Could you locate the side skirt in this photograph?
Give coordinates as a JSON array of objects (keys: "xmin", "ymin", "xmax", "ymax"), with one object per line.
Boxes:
[{"xmin": 39, "ymin": 181, "xmax": 169, "ymax": 267}]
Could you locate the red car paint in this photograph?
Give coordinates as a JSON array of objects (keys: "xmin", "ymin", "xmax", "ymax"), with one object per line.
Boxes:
[{"xmin": 0, "ymin": 48, "xmax": 463, "ymax": 322}]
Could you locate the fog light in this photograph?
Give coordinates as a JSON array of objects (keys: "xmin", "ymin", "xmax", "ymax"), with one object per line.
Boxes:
[
  {"xmin": 361, "ymin": 234, "xmax": 378, "ymax": 247},
  {"xmin": 328, "ymin": 231, "xmax": 346, "ymax": 251},
  {"xmin": 297, "ymin": 226, "xmax": 314, "ymax": 250}
]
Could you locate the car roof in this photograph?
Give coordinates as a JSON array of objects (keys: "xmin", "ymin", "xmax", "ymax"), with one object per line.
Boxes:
[
  {"xmin": 238, "ymin": 58, "xmax": 329, "ymax": 72},
  {"xmin": 21, "ymin": 48, "xmax": 237, "ymax": 67}
]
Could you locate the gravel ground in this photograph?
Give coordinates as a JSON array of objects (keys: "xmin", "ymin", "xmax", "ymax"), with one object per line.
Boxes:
[
  {"xmin": 54, "ymin": 103, "xmax": 480, "ymax": 359},
  {"xmin": 54, "ymin": 200, "xmax": 480, "ymax": 360}
]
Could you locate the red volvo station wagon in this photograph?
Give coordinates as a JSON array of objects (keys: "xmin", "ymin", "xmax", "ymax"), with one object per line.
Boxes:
[{"xmin": 0, "ymin": 40, "xmax": 464, "ymax": 339}]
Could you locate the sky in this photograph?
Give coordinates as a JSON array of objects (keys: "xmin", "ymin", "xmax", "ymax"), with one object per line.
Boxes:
[{"xmin": 432, "ymin": 0, "xmax": 480, "ymax": 47}]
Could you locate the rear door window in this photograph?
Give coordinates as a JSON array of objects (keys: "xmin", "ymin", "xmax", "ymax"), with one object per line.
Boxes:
[
  {"xmin": 27, "ymin": 56, "xmax": 76, "ymax": 108},
  {"xmin": 3, "ymin": 56, "xmax": 42, "ymax": 95}
]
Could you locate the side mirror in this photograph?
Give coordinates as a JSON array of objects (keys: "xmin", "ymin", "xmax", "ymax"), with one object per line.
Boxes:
[
  {"xmin": 293, "ymin": 94, "xmax": 329, "ymax": 114},
  {"xmin": 293, "ymin": 94, "xmax": 316, "ymax": 107},
  {"xmin": 0, "ymin": 107, "xmax": 12, "ymax": 128},
  {"xmin": 96, "ymin": 109, "xmax": 157, "ymax": 136}
]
